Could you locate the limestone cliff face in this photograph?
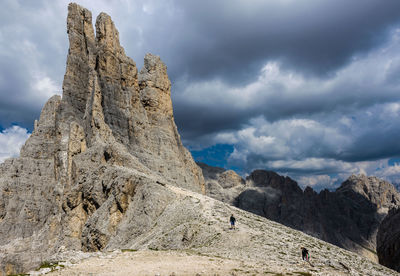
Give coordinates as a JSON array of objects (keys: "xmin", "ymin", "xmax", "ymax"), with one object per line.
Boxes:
[
  {"xmin": 0, "ymin": 3, "xmax": 204, "ymax": 274},
  {"xmin": 377, "ymin": 207, "xmax": 400, "ymax": 272},
  {"xmin": 200, "ymin": 164, "xmax": 400, "ymax": 262},
  {"xmin": 61, "ymin": 3, "xmax": 204, "ymax": 192}
]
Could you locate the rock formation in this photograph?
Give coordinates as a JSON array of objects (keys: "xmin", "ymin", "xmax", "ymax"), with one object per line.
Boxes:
[
  {"xmin": 197, "ymin": 162, "xmax": 245, "ymax": 204},
  {"xmin": 377, "ymin": 207, "xmax": 400, "ymax": 272},
  {"xmin": 0, "ymin": 3, "xmax": 205, "ymax": 274},
  {"xmin": 201, "ymin": 164, "xmax": 400, "ymax": 262}
]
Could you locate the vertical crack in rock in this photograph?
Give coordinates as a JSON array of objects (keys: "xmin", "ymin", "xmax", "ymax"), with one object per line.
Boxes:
[{"xmin": 63, "ymin": 3, "xmax": 96, "ymax": 117}]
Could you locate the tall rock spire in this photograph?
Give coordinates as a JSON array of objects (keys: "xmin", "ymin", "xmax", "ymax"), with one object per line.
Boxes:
[
  {"xmin": 0, "ymin": 3, "xmax": 204, "ymax": 274},
  {"xmin": 58, "ymin": 3, "xmax": 204, "ymax": 192},
  {"xmin": 63, "ymin": 3, "xmax": 96, "ymax": 116}
]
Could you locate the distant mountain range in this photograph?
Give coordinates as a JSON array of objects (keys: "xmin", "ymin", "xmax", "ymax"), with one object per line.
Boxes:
[{"xmin": 198, "ymin": 162, "xmax": 400, "ymax": 262}]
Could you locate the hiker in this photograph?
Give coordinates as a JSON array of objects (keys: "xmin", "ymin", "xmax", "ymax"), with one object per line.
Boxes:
[
  {"xmin": 301, "ymin": 247, "xmax": 309, "ymax": 261},
  {"xmin": 230, "ymin": 214, "xmax": 236, "ymax": 229}
]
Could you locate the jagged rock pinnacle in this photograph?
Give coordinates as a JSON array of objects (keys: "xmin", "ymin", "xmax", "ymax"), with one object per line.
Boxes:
[
  {"xmin": 61, "ymin": 2, "xmax": 204, "ymax": 192},
  {"xmin": 0, "ymin": 3, "xmax": 204, "ymax": 274}
]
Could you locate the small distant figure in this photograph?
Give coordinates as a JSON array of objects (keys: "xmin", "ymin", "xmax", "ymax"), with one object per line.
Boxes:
[
  {"xmin": 301, "ymin": 247, "xmax": 309, "ymax": 261},
  {"xmin": 230, "ymin": 214, "xmax": 236, "ymax": 230}
]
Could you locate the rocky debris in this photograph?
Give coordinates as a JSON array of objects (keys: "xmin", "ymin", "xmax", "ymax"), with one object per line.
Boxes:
[
  {"xmin": 0, "ymin": 3, "xmax": 204, "ymax": 274},
  {"xmin": 38, "ymin": 185, "xmax": 400, "ymax": 275},
  {"xmin": 199, "ymin": 165, "xmax": 400, "ymax": 262},
  {"xmin": 377, "ymin": 207, "xmax": 400, "ymax": 272}
]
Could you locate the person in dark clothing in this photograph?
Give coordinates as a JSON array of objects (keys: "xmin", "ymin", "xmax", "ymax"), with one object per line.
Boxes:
[
  {"xmin": 301, "ymin": 247, "xmax": 309, "ymax": 261},
  {"xmin": 230, "ymin": 214, "xmax": 236, "ymax": 229}
]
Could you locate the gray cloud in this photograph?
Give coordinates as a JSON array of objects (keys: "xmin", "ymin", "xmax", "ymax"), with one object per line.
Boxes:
[
  {"xmin": 176, "ymin": 31, "xmax": 400, "ymax": 146},
  {"xmin": 164, "ymin": 0, "xmax": 400, "ymax": 82},
  {"xmin": 220, "ymin": 99, "xmax": 400, "ymax": 178},
  {"xmin": 0, "ymin": 126, "xmax": 30, "ymax": 163},
  {"xmin": 0, "ymin": 0, "xmax": 65, "ymax": 128}
]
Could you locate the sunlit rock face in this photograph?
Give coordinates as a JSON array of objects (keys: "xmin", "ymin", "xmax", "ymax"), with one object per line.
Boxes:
[{"xmin": 0, "ymin": 3, "xmax": 204, "ymax": 274}]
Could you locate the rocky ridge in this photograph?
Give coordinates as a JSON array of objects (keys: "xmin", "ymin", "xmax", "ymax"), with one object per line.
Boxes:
[{"xmin": 200, "ymin": 164, "xmax": 400, "ymax": 262}]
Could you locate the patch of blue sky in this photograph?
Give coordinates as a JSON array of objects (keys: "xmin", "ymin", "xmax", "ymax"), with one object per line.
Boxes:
[
  {"xmin": 190, "ymin": 144, "xmax": 234, "ymax": 169},
  {"xmin": 388, "ymin": 158, "xmax": 400, "ymax": 166}
]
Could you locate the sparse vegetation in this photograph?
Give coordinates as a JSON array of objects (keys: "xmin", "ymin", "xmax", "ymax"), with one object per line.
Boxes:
[
  {"xmin": 121, "ymin": 248, "xmax": 138, "ymax": 252},
  {"xmin": 35, "ymin": 261, "xmax": 65, "ymax": 272},
  {"xmin": 294, "ymin": 272, "xmax": 312, "ymax": 276}
]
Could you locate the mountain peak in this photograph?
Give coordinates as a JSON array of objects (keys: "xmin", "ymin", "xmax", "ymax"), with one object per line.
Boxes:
[{"xmin": 0, "ymin": 3, "xmax": 204, "ymax": 273}]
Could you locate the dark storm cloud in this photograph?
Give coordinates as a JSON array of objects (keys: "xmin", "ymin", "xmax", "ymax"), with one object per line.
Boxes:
[
  {"xmin": 174, "ymin": 34, "xmax": 400, "ymax": 145},
  {"xmin": 0, "ymin": 56, "xmax": 41, "ymax": 128},
  {"xmin": 2, "ymin": 0, "xmax": 399, "ymax": 130},
  {"xmin": 0, "ymin": 0, "xmax": 66, "ymax": 129},
  {"xmin": 162, "ymin": 0, "xmax": 400, "ymax": 83},
  {"xmin": 176, "ymin": 81, "xmax": 399, "ymax": 143},
  {"xmin": 105, "ymin": 0, "xmax": 400, "ymax": 84},
  {"xmin": 173, "ymin": 99, "xmax": 255, "ymax": 141},
  {"xmin": 334, "ymin": 106, "xmax": 400, "ymax": 162}
]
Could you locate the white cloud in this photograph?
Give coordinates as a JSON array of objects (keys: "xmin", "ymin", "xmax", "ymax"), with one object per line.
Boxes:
[
  {"xmin": 0, "ymin": 126, "xmax": 30, "ymax": 163},
  {"xmin": 371, "ymin": 162, "xmax": 400, "ymax": 185},
  {"xmin": 142, "ymin": 3, "xmax": 155, "ymax": 14},
  {"xmin": 297, "ymin": 174, "xmax": 338, "ymax": 189},
  {"xmin": 225, "ymin": 117, "xmax": 349, "ymax": 168},
  {"xmin": 31, "ymin": 75, "xmax": 60, "ymax": 101},
  {"xmin": 265, "ymin": 158, "xmax": 354, "ymax": 173}
]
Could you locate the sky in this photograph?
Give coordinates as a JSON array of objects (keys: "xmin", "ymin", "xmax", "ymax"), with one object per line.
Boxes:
[{"xmin": 1, "ymin": 0, "xmax": 400, "ymax": 190}]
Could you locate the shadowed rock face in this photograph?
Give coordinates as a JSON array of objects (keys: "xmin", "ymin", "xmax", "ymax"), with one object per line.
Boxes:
[
  {"xmin": 377, "ymin": 208, "xmax": 400, "ymax": 272},
  {"xmin": 0, "ymin": 3, "xmax": 204, "ymax": 274},
  {"xmin": 198, "ymin": 162, "xmax": 245, "ymax": 205},
  {"xmin": 200, "ymin": 164, "xmax": 400, "ymax": 262}
]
